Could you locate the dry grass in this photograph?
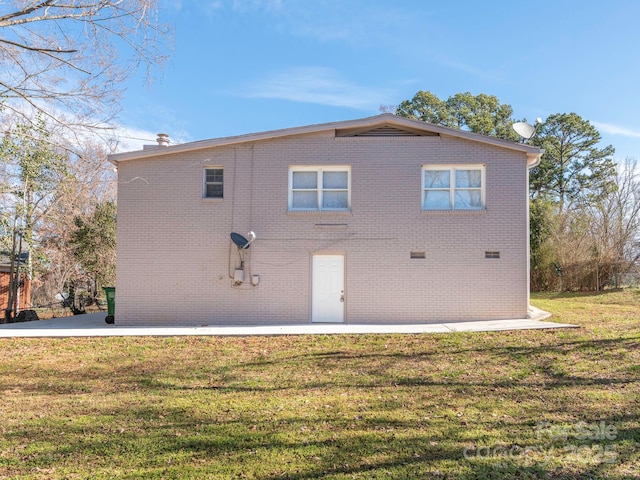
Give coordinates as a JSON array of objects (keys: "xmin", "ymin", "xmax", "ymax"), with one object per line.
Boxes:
[{"xmin": 0, "ymin": 290, "xmax": 638, "ymax": 479}]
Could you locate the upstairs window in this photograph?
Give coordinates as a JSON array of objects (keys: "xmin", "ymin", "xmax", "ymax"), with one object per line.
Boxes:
[
  {"xmin": 422, "ymin": 165, "xmax": 485, "ymax": 210},
  {"xmin": 204, "ymin": 167, "xmax": 223, "ymax": 199},
  {"xmin": 289, "ymin": 167, "xmax": 350, "ymax": 211}
]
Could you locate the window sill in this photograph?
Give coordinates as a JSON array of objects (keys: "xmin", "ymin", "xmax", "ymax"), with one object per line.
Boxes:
[
  {"xmin": 287, "ymin": 209, "xmax": 352, "ymax": 216},
  {"xmin": 421, "ymin": 209, "xmax": 487, "ymax": 215},
  {"xmin": 201, "ymin": 197, "xmax": 224, "ymax": 203}
]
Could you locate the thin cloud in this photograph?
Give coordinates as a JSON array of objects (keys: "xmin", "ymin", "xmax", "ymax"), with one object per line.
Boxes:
[
  {"xmin": 244, "ymin": 67, "xmax": 395, "ymax": 110},
  {"xmin": 232, "ymin": 0, "xmax": 282, "ymax": 11},
  {"xmin": 112, "ymin": 126, "xmax": 159, "ymax": 152},
  {"xmin": 281, "ymin": 3, "xmax": 420, "ymax": 47},
  {"xmin": 433, "ymin": 54, "xmax": 506, "ymax": 84},
  {"xmin": 593, "ymin": 121, "xmax": 640, "ymax": 138},
  {"xmin": 112, "ymin": 125, "xmax": 192, "ymax": 152},
  {"xmin": 198, "ymin": 0, "xmax": 281, "ymax": 15},
  {"xmin": 197, "ymin": 1, "xmax": 419, "ymax": 46}
]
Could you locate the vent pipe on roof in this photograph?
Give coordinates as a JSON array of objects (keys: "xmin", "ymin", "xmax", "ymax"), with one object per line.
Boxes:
[{"xmin": 156, "ymin": 133, "xmax": 170, "ymax": 147}]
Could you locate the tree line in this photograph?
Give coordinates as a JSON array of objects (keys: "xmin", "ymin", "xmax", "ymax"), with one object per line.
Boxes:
[{"xmin": 396, "ymin": 91, "xmax": 639, "ymax": 291}]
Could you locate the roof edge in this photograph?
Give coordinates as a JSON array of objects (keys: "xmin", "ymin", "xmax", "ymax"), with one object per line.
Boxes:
[{"xmin": 108, "ymin": 113, "xmax": 542, "ymax": 164}]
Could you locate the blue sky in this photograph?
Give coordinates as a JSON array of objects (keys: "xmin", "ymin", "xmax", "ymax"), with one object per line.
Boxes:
[{"xmin": 118, "ymin": 0, "xmax": 640, "ymax": 161}]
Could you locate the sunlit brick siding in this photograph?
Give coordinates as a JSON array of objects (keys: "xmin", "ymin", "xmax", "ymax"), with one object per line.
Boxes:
[
  {"xmin": 115, "ymin": 131, "xmax": 530, "ymax": 325},
  {"xmin": 0, "ymin": 271, "xmax": 31, "ymax": 311}
]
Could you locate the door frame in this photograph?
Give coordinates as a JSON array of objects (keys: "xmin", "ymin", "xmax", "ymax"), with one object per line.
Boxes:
[{"xmin": 311, "ymin": 253, "xmax": 345, "ymax": 323}]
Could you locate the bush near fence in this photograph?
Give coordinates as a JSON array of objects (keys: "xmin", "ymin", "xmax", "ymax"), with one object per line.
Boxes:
[{"xmin": 531, "ymin": 260, "xmax": 639, "ymax": 292}]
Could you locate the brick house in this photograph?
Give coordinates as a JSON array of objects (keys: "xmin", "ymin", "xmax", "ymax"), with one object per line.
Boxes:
[
  {"xmin": 0, "ymin": 252, "xmax": 31, "ymax": 314},
  {"xmin": 108, "ymin": 114, "xmax": 542, "ymax": 326}
]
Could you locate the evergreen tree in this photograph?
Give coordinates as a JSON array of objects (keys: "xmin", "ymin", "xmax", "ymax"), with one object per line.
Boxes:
[{"xmin": 530, "ymin": 113, "xmax": 616, "ymax": 211}]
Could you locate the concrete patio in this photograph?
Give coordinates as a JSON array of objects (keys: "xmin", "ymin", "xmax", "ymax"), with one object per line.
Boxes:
[{"xmin": 0, "ymin": 307, "xmax": 578, "ymax": 338}]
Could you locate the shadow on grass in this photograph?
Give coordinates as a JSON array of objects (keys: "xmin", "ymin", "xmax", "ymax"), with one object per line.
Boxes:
[
  {"xmin": 208, "ymin": 333, "xmax": 639, "ymax": 374},
  {"xmin": 1, "ymin": 299, "xmax": 638, "ymax": 479},
  {"xmin": 3, "ymin": 402, "xmax": 635, "ymax": 480},
  {"xmin": 2, "ymin": 333, "xmax": 638, "ymax": 399}
]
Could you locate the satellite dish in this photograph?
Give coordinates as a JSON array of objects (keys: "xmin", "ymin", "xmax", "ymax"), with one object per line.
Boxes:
[
  {"xmin": 513, "ymin": 121, "xmax": 536, "ymax": 140},
  {"xmin": 230, "ymin": 232, "xmax": 250, "ymax": 249},
  {"xmin": 513, "ymin": 118, "xmax": 543, "ymax": 143},
  {"xmin": 230, "ymin": 231, "xmax": 256, "ymax": 249},
  {"xmin": 230, "ymin": 232, "xmax": 256, "ymax": 276}
]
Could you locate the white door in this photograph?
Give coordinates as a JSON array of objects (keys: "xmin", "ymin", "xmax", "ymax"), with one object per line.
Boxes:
[{"xmin": 312, "ymin": 255, "xmax": 345, "ymax": 323}]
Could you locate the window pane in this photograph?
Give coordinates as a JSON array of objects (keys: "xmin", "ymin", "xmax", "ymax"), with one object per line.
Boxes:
[
  {"xmin": 206, "ymin": 184, "xmax": 223, "ymax": 198},
  {"xmin": 424, "ymin": 170, "xmax": 450, "ymax": 188},
  {"xmin": 206, "ymin": 169, "xmax": 223, "ymax": 183},
  {"xmin": 292, "ymin": 171, "xmax": 317, "ymax": 189},
  {"xmin": 455, "ymin": 169, "xmax": 482, "ymax": 188},
  {"xmin": 292, "ymin": 191, "xmax": 318, "ymax": 209},
  {"xmin": 423, "ymin": 190, "xmax": 451, "ymax": 209},
  {"xmin": 322, "ymin": 191, "xmax": 348, "ymax": 209},
  {"xmin": 455, "ymin": 189, "xmax": 482, "ymax": 209},
  {"xmin": 323, "ymin": 171, "xmax": 348, "ymax": 189}
]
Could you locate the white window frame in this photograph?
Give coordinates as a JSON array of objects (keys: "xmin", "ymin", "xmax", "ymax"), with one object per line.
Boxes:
[
  {"xmin": 203, "ymin": 167, "xmax": 224, "ymax": 199},
  {"xmin": 288, "ymin": 166, "xmax": 351, "ymax": 211},
  {"xmin": 422, "ymin": 165, "xmax": 486, "ymax": 211}
]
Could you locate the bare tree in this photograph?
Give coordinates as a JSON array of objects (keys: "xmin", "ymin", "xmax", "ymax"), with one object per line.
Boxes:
[
  {"xmin": 1, "ymin": 125, "xmax": 117, "ymax": 315},
  {"xmin": 0, "ymin": 1, "xmax": 170, "ymax": 140},
  {"xmin": 531, "ymin": 159, "xmax": 640, "ymax": 291},
  {"xmin": 1, "ymin": 117, "xmax": 70, "ymax": 320},
  {"xmin": 587, "ymin": 158, "xmax": 640, "ymax": 284}
]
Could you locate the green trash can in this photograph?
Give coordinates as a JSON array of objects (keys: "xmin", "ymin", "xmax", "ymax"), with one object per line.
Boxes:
[{"xmin": 103, "ymin": 287, "xmax": 115, "ymax": 324}]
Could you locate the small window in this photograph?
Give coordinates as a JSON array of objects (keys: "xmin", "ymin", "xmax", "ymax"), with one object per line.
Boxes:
[
  {"xmin": 485, "ymin": 251, "xmax": 500, "ymax": 259},
  {"xmin": 288, "ymin": 166, "xmax": 350, "ymax": 211},
  {"xmin": 204, "ymin": 168, "xmax": 223, "ymax": 199},
  {"xmin": 422, "ymin": 165, "xmax": 485, "ymax": 210},
  {"xmin": 410, "ymin": 251, "xmax": 426, "ymax": 259}
]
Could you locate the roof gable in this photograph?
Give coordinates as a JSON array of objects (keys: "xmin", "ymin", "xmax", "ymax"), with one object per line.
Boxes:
[
  {"xmin": 109, "ymin": 113, "xmax": 543, "ymax": 167},
  {"xmin": 336, "ymin": 124, "xmax": 439, "ymax": 137}
]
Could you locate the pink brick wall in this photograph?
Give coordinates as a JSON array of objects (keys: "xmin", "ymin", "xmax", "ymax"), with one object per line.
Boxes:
[{"xmin": 115, "ymin": 133, "xmax": 530, "ymax": 325}]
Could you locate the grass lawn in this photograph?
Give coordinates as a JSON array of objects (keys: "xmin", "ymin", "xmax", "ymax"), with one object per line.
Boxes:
[{"xmin": 0, "ymin": 291, "xmax": 638, "ymax": 479}]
